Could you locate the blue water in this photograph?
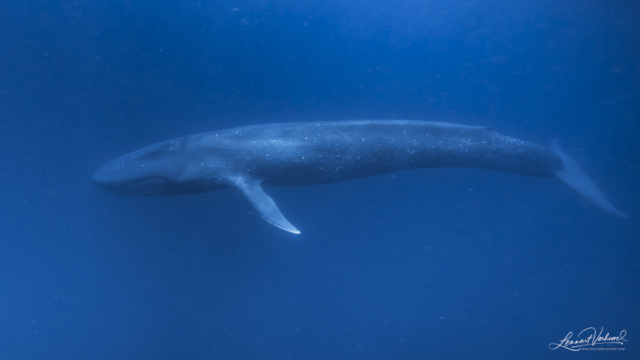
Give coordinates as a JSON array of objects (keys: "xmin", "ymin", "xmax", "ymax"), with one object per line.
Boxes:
[{"xmin": 1, "ymin": 0, "xmax": 638, "ymax": 359}]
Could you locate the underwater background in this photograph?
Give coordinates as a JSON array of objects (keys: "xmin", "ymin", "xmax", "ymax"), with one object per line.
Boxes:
[{"xmin": 1, "ymin": 0, "xmax": 639, "ymax": 359}]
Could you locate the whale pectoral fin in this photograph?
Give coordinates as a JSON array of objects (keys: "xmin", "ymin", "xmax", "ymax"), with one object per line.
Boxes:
[
  {"xmin": 233, "ymin": 178, "xmax": 301, "ymax": 234},
  {"xmin": 551, "ymin": 139, "xmax": 628, "ymax": 218}
]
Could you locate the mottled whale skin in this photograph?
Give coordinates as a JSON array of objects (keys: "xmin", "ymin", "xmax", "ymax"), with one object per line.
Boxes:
[{"xmin": 92, "ymin": 120, "xmax": 627, "ymax": 233}]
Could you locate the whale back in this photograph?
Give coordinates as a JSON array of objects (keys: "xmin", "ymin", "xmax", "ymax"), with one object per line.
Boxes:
[{"xmin": 197, "ymin": 120, "xmax": 564, "ymax": 186}]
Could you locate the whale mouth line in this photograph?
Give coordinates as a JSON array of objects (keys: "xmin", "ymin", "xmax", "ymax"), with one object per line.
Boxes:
[
  {"xmin": 92, "ymin": 176, "xmax": 168, "ymax": 188},
  {"xmin": 92, "ymin": 175, "xmax": 179, "ymax": 196}
]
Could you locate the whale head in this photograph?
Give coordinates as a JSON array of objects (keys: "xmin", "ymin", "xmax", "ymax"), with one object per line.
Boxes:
[{"xmin": 92, "ymin": 137, "xmax": 224, "ymax": 196}]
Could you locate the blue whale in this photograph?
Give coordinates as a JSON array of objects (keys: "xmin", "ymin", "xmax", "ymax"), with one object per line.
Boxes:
[{"xmin": 92, "ymin": 120, "xmax": 627, "ymax": 233}]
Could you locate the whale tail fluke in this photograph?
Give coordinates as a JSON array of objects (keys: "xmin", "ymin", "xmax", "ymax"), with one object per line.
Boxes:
[{"xmin": 550, "ymin": 139, "xmax": 628, "ymax": 218}]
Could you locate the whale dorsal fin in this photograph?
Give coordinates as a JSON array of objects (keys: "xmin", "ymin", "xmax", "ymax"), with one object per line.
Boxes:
[{"xmin": 232, "ymin": 177, "xmax": 301, "ymax": 234}]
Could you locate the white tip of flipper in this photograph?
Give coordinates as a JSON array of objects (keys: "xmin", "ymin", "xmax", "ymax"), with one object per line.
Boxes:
[
  {"xmin": 265, "ymin": 218, "xmax": 301, "ymax": 234},
  {"xmin": 261, "ymin": 214, "xmax": 301, "ymax": 234},
  {"xmin": 283, "ymin": 227, "xmax": 301, "ymax": 235},
  {"xmin": 234, "ymin": 177, "xmax": 302, "ymax": 234},
  {"xmin": 551, "ymin": 139, "xmax": 628, "ymax": 218}
]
